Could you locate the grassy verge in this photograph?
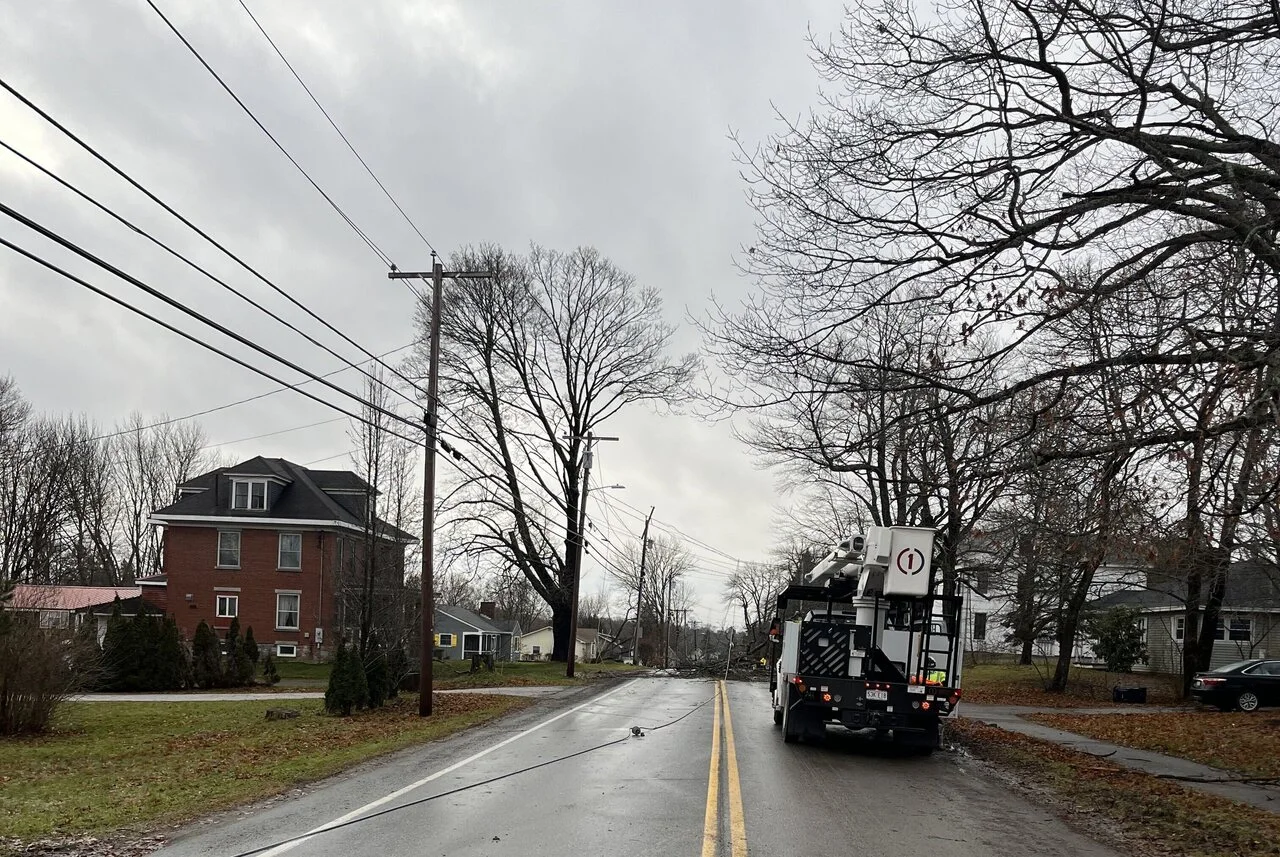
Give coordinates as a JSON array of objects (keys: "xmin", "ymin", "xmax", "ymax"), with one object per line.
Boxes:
[
  {"xmin": 272, "ymin": 659, "xmax": 334, "ymax": 683},
  {"xmin": 432, "ymin": 659, "xmax": 642, "ymax": 689},
  {"xmin": 962, "ymin": 662, "xmax": 1183, "ymax": 707},
  {"xmin": 1026, "ymin": 711, "xmax": 1280, "ymax": 779},
  {"xmin": 0, "ymin": 693, "xmax": 532, "ymax": 844},
  {"xmin": 950, "ymin": 718, "xmax": 1280, "ymax": 857}
]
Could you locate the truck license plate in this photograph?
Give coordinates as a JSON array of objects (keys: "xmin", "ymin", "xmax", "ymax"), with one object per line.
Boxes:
[{"xmin": 866, "ymin": 689, "xmax": 888, "ymax": 701}]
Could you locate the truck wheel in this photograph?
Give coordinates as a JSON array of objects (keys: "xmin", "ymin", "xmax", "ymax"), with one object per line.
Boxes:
[
  {"xmin": 773, "ymin": 708, "xmax": 783, "ymax": 725},
  {"xmin": 781, "ymin": 690, "xmax": 800, "ymax": 743}
]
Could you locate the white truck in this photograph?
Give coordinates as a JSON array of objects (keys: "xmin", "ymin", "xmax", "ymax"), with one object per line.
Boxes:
[{"xmin": 768, "ymin": 526, "xmax": 962, "ymax": 752}]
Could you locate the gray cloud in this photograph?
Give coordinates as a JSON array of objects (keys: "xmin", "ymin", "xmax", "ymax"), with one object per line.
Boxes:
[{"xmin": 0, "ymin": 0, "xmax": 844, "ymax": 622}]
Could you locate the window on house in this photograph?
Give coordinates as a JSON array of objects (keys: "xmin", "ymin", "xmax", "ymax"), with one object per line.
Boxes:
[
  {"xmin": 974, "ymin": 570, "xmax": 992, "ymax": 596},
  {"xmin": 278, "ymin": 533, "xmax": 302, "ymax": 570},
  {"xmin": 232, "ymin": 479, "xmax": 267, "ymax": 511},
  {"xmin": 532, "ymin": 645, "xmax": 541, "ymax": 656},
  {"xmin": 1175, "ymin": 616, "xmax": 1185, "ymax": 640},
  {"xmin": 973, "ymin": 612, "xmax": 988, "ymax": 641},
  {"xmin": 1229, "ymin": 617, "xmax": 1252, "ymax": 642},
  {"xmin": 216, "ymin": 595, "xmax": 238, "ymax": 618},
  {"xmin": 275, "ymin": 643, "xmax": 297, "ymax": 658},
  {"xmin": 276, "ymin": 593, "xmax": 300, "ymax": 630},
  {"xmin": 436, "ymin": 633, "xmax": 456, "ymax": 647},
  {"xmin": 217, "ymin": 531, "xmax": 241, "ymax": 568}
]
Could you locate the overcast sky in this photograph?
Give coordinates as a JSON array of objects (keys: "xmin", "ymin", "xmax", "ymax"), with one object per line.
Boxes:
[{"xmin": 0, "ymin": 0, "xmax": 846, "ymax": 623}]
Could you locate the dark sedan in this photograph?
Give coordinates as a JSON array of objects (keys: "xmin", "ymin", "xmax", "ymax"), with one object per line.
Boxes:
[{"xmin": 1191, "ymin": 659, "xmax": 1280, "ymax": 711}]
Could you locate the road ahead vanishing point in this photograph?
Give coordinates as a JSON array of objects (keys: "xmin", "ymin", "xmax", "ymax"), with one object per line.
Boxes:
[{"xmin": 154, "ymin": 677, "xmax": 1118, "ymax": 857}]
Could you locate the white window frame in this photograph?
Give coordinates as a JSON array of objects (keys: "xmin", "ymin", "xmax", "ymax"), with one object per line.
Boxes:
[
  {"xmin": 231, "ymin": 479, "xmax": 268, "ymax": 511},
  {"xmin": 1174, "ymin": 616, "xmax": 1185, "ymax": 641},
  {"xmin": 275, "ymin": 592, "xmax": 301, "ymax": 630},
  {"xmin": 278, "ymin": 532, "xmax": 302, "ymax": 570},
  {"xmin": 436, "ymin": 633, "xmax": 456, "ymax": 647},
  {"xmin": 217, "ymin": 530, "xmax": 241, "ymax": 568},
  {"xmin": 1228, "ymin": 616, "xmax": 1252, "ymax": 642},
  {"xmin": 215, "ymin": 594, "xmax": 239, "ymax": 618},
  {"xmin": 275, "ymin": 643, "xmax": 297, "ymax": 658}
]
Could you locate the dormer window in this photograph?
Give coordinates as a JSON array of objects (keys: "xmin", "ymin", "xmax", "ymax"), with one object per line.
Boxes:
[{"xmin": 232, "ymin": 479, "xmax": 267, "ymax": 511}]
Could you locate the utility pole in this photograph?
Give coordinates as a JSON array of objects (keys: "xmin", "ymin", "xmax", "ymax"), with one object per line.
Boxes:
[
  {"xmin": 389, "ymin": 257, "xmax": 490, "ymax": 718},
  {"xmin": 565, "ymin": 432, "xmax": 618, "ymax": 677},
  {"xmin": 663, "ymin": 572, "xmax": 672, "ymax": 669},
  {"xmin": 632, "ymin": 506, "xmax": 654, "ymax": 666}
]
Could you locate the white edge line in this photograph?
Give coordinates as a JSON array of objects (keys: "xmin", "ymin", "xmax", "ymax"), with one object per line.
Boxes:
[{"xmin": 258, "ymin": 678, "xmax": 640, "ymax": 857}]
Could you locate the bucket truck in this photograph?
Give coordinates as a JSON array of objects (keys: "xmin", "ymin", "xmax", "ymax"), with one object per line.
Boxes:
[{"xmin": 768, "ymin": 526, "xmax": 962, "ymax": 752}]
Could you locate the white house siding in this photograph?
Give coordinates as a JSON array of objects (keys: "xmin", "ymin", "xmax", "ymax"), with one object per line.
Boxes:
[
  {"xmin": 519, "ymin": 627, "xmax": 597, "ymax": 662},
  {"xmin": 961, "ymin": 563, "xmax": 1143, "ymax": 662}
]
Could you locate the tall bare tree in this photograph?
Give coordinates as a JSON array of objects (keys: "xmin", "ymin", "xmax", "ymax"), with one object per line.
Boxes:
[{"xmin": 412, "ymin": 244, "xmax": 697, "ymax": 661}]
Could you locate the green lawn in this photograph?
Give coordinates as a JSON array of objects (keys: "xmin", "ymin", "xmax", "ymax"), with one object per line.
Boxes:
[
  {"xmin": 961, "ymin": 661, "xmax": 1182, "ymax": 707},
  {"xmin": 272, "ymin": 659, "xmax": 335, "ymax": 682},
  {"xmin": 0, "ymin": 694, "xmax": 531, "ymax": 843}
]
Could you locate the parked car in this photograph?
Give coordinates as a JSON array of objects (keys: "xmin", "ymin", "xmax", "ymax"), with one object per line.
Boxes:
[{"xmin": 1191, "ymin": 659, "xmax": 1280, "ymax": 711}]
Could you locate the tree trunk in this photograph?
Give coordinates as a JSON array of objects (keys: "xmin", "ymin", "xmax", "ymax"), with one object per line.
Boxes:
[
  {"xmin": 1019, "ymin": 637, "xmax": 1033, "ymax": 666},
  {"xmin": 550, "ymin": 602, "xmax": 573, "ymax": 663}
]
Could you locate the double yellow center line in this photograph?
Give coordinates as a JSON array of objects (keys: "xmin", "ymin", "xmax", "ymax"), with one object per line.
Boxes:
[{"xmin": 701, "ymin": 680, "xmax": 747, "ymax": 857}]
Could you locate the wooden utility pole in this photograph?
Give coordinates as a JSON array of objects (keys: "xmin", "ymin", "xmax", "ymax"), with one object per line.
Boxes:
[
  {"xmin": 565, "ymin": 432, "xmax": 618, "ymax": 677},
  {"xmin": 389, "ymin": 257, "xmax": 490, "ymax": 717},
  {"xmin": 631, "ymin": 506, "xmax": 654, "ymax": 666}
]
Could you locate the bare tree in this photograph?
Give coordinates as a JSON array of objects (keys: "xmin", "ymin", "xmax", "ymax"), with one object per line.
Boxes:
[
  {"xmin": 343, "ymin": 369, "xmax": 419, "ymax": 656},
  {"xmin": 411, "ymin": 244, "xmax": 697, "ymax": 661}
]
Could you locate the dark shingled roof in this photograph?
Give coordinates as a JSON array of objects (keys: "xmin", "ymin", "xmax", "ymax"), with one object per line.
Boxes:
[
  {"xmin": 1092, "ymin": 562, "xmax": 1280, "ymax": 611},
  {"xmin": 157, "ymin": 457, "xmax": 416, "ymax": 542}
]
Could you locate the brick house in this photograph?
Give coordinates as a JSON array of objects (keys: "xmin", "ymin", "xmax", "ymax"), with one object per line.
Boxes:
[{"xmin": 147, "ymin": 457, "xmax": 417, "ymax": 662}]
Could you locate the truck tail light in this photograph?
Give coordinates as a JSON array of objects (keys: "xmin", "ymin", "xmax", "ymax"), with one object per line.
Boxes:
[{"xmin": 791, "ymin": 677, "xmax": 807, "ymax": 694}]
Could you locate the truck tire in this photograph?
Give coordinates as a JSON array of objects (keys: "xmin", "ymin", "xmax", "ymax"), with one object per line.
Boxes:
[
  {"xmin": 773, "ymin": 708, "xmax": 783, "ymax": 725},
  {"xmin": 781, "ymin": 689, "xmax": 800, "ymax": 743}
]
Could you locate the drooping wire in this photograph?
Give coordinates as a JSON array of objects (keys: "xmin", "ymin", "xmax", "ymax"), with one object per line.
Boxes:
[
  {"xmin": 0, "ymin": 235, "xmax": 423, "ymax": 449},
  {"xmin": 0, "ymin": 201, "xmax": 425, "ymax": 438},
  {"xmin": 0, "ymin": 76, "xmax": 430, "ymax": 411},
  {"xmin": 0, "ymin": 138, "xmax": 423, "ymax": 413},
  {"xmin": 221, "ymin": 688, "xmax": 715, "ymax": 857}
]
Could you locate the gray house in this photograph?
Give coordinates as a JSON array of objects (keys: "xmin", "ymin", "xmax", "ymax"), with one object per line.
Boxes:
[
  {"xmin": 490, "ymin": 618, "xmax": 523, "ymax": 661},
  {"xmin": 434, "ymin": 606, "xmax": 518, "ymax": 662},
  {"xmin": 1092, "ymin": 563, "xmax": 1280, "ymax": 673}
]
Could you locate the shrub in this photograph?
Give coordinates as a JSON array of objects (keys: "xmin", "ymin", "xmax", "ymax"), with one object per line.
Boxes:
[
  {"xmin": 0, "ymin": 578, "xmax": 94, "ymax": 735},
  {"xmin": 1085, "ymin": 606, "xmax": 1148, "ymax": 674},
  {"xmin": 325, "ymin": 642, "xmax": 369, "ymax": 716},
  {"xmin": 364, "ymin": 639, "xmax": 391, "ymax": 709},
  {"xmin": 261, "ymin": 652, "xmax": 281, "ymax": 685},
  {"xmin": 191, "ymin": 620, "xmax": 222, "ymax": 690},
  {"xmin": 155, "ymin": 615, "xmax": 190, "ymax": 690},
  {"xmin": 386, "ymin": 646, "xmax": 408, "ymax": 699},
  {"xmin": 129, "ymin": 612, "xmax": 161, "ymax": 691},
  {"xmin": 225, "ymin": 617, "xmax": 253, "ymax": 687},
  {"xmin": 243, "ymin": 626, "xmax": 260, "ymax": 669}
]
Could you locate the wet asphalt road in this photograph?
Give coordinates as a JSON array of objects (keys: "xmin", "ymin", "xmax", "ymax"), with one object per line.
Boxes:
[{"xmin": 155, "ymin": 676, "xmax": 1119, "ymax": 857}]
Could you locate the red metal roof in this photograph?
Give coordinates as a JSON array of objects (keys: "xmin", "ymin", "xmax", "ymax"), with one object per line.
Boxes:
[{"xmin": 11, "ymin": 585, "xmax": 141, "ymax": 611}]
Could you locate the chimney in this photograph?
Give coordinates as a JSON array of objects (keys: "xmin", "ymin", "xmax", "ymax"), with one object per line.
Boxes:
[{"xmin": 478, "ymin": 600, "xmax": 497, "ymax": 620}]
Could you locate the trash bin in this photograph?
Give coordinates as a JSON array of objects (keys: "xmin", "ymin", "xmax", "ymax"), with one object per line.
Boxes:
[{"xmin": 1112, "ymin": 686, "xmax": 1147, "ymax": 704}]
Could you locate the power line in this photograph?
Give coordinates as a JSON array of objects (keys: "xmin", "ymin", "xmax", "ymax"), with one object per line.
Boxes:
[
  {"xmin": 204, "ymin": 416, "xmax": 345, "ymax": 449},
  {"xmin": 0, "ymin": 138, "xmax": 422, "ymax": 414},
  {"xmin": 0, "ymin": 234, "xmax": 424, "ymax": 450},
  {"xmin": 236, "ymin": 0, "xmax": 438, "ymax": 257},
  {"xmin": 88, "ymin": 342, "xmax": 414, "ymax": 442},
  {"xmin": 0, "ymin": 200, "xmax": 425, "ymax": 439},
  {"xmin": 0, "ymin": 76, "xmax": 430, "ymax": 412},
  {"xmin": 143, "ymin": 0, "xmax": 394, "ymax": 268}
]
